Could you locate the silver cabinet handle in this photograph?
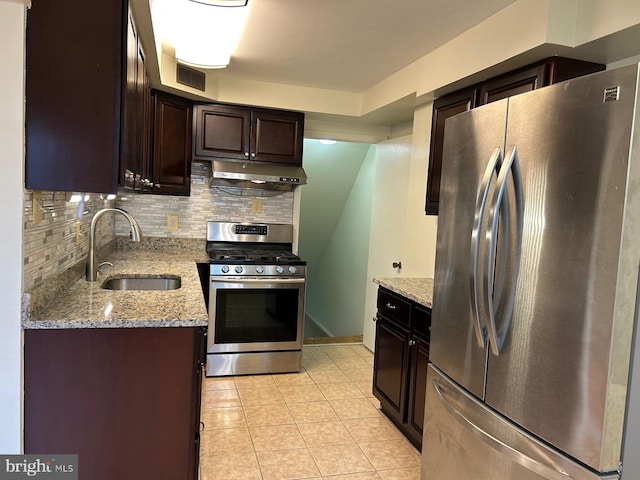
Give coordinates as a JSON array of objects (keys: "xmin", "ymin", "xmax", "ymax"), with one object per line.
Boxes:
[
  {"xmin": 484, "ymin": 145, "xmax": 523, "ymax": 356},
  {"xmin": 409, "ymin": 339, "xmax": 416, "ymax": 347},
  {"xmin": 392, "ymin": 261, "xmax": 402, "ymax": 269},
  {"xmin": 432, "ymin": 379, "xmax": 573, "ymax": 480},
  {"xmin": 385, "ymin": 302, "xmax": 397, "ymax": 310},
  {"xmin": 469, "ymin": 147, "xmax": 501, "ymax": 348}
]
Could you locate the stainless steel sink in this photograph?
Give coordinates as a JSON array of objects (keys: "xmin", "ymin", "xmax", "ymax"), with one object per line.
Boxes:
[{"xmin": 101, "ymin": 275, "xmax": 181, "ymax": 291}]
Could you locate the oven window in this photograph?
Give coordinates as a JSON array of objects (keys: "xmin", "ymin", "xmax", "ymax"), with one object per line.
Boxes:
[{"xmin": 215, "ymin": 288, "xmax": 300, "ymax": 344}]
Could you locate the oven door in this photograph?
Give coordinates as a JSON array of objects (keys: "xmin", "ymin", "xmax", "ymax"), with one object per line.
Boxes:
[{"xmin": 208, "ymin": 277, "xmax": 305, "ymax": 353}]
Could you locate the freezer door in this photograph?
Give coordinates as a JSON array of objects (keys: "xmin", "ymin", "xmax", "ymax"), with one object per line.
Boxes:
[
  {"xmin": 485, "ymin": 64, "xmax": 640, "ymax": 472},
  {"xmin": 430, "ymin": 99, "xmax": 508, "ymax": 399},
  {"xmin": 421, "ymin": 365, "xmax": 619, "ymax": 480}
]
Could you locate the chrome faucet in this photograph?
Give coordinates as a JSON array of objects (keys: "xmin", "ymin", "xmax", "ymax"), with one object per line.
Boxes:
[{"xmin": 85, "ymin": 207, "xmax": 143, "ymax": 281}]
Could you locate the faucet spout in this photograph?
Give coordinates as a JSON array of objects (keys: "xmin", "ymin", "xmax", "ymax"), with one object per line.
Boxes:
[{"xmin": 85, "ymin": 208, "xmax": 143, "ymax": 281}]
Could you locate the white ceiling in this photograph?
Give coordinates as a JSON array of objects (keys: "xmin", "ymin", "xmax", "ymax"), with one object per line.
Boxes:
[
  {"xmin": 151, "ymin": 0, "xmax": 519, "ymax": 93},
  {"xmin": 223, "ymin": 0, "xmax": 518, "ymax": 92}
]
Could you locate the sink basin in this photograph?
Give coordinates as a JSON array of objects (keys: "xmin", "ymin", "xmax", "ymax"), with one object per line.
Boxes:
[{"xmin": 101, "ymin": 275, "xmax": 181, "ymax": 291}]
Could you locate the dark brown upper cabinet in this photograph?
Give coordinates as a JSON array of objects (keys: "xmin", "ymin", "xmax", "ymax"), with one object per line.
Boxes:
[
  {"xmin": 425, "ymin": 87, "xmax": 478, "ymax": 216},
  {"xmin": 193, "ymin": 104, "xmax": 304, "ymax": 166},
  {"xmin": 122, "ymin": 8, "xmax": 153, "ymax": 192},
  {"xmin": 25, "ymin": 0, "xmax": 142, "ymax": 194},
  {"xmin": 478, "ymin": 57, "xmax": 605, "ymax": 106},
  {"xmin": 425, "ymin": 56, "xmax": 604, "ymax": 215},
  {"xmin": 150, "ymin": 91, "xmax": 193, "ymax": 196}
]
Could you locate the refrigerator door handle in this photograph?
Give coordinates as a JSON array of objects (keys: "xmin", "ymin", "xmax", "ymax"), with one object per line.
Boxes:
[
  {"xmin": 470, "ymin": 147, "xmax": 502, "ymax": 348},
  {"xmin": 432, "ymin": 378, "xmax": 575, "ymax": 480},
  {"xmin": 484, "ymin": 145, "xmax": 523, "ymax": 356}
]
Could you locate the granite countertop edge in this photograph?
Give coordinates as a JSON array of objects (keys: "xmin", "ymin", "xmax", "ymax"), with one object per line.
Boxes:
[
  {"xmin": 24, "ymin": 319, "xmax": 207, "ymax": 329},
  {"xmin": 22, "ymin": 247, "xmax": 209, "ymax": 330},
  {"xmin": 373, "ymin": 277, "xmax": 434, "ymax": 308}
]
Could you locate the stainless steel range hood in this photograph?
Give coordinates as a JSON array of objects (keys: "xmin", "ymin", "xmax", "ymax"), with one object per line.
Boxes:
[{"xmin": 210, "ymin": 159, "xmax": 307, "ymax": 193}]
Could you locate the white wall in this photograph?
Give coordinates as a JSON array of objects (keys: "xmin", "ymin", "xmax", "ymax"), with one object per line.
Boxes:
[
  {"xmin": 361, "ymin": 105, "xmax": 438, "ymax": 350},
  {"xmin": 400, "ymin": 103, "xmax": 438, "ymax": 278},
  {"xmin": 0, "ymin": 0, "xmax": 26, "ymax": 453},
  {"xmin": 362, "ymin": 136, "xmax": 412, "ymax": 349}
]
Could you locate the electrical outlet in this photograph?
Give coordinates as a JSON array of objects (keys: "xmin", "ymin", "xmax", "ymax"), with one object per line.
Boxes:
[
  {"xmin": 167, "ymin": 215, "xmax": 179, "ymax": 232},
  {"xmin": 32, "ymin": 190, "xmax": 43, "ymax": 225},
  {"xmin": 252, "ymin": 199, "xmax": 263, "ymax": 214}
]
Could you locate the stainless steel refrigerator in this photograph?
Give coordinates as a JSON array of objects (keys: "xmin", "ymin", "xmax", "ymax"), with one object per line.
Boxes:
[{"xmin": 422, "ymin": 64, "xmax": 640, "ymax": 480}]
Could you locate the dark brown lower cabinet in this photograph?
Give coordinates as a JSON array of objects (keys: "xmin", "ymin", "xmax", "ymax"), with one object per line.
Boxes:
[
  {"xmin": 24, "ymin": 327, "xmax": 205, "ymax": 480},
  {"xmin": 406, "ymin": 335, "xmax": 429, "ymax": 448},
  {"xmin": 373, "ymin": 287, "xmax": 431, "ymax": 450},
  {"xmin": 374, "ymin": 317, "xmax": 410, "ymax": 426}
]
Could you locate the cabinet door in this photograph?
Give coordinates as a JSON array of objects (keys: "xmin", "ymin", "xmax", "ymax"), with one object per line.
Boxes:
[
  {"xmin": 425, "ymin": 86, "xmax": 477, "ymax": 215},
  {"xmin": 152, "ymin": 92, "xmax": 193, "ymax": 195},
  {"xmin": 373, "ymin": 316, "xmax": 410, "ymax": 427},
  {"xmin": 141, "ymin": 63, "xmax": 153, "ymax": 191},
  {"xmin": 193, "ymin": 104, "xmax": 251, "ymax": 161},
  {"xmin": 478, "ymin": 63, "xmax": 548, "ymax": 106},
  {"xmin": 546, "ymin": 57, "xmax": 605, "ymax": 84},
  {"xmin": 24, "ymin": 327, "xmax": 201, "ymax": 480},
  {"xmin": 25, "ymin": 0, "xmax": 125, "ymax": 193},
  {"xmin": 478, "ymin": 57, "xmax": 605, "ymax": 106},
  {"xmin": 134, "ymin": 32, "xmax": 152, "ymax": 191},
  {"xmin": 251, "ymin": 108, "xmax": 304, "ymax": 165},
  {"xmin": 406, "ymin": 336, "xmax": 429, "ymax": 450},
  {"xmin": 121, "ymin": 9, "xmax": 138, "ymax": 189},
  {"xmin": 190, "ymin": 328, "xmax": 206, "ymax": 480}
]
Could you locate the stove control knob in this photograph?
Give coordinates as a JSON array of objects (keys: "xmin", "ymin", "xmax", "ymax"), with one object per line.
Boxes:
[
  {"xmin": 276, "ymin": 266, "xmax": 285, "ymax": 274},
  {"xmin": 288, "ymin": 266, "xmax": 297, "ymax": 274},
  {"xmin": 221, "ymin": 265, "xmax": 230, "ymax": 274},
  {"xmin": 235, "ymin": 266, "xmax": 244, "ymax": 274},
  {"xmin": 255, "ymin": 266, "xmax": 264, "ymax": 274}
]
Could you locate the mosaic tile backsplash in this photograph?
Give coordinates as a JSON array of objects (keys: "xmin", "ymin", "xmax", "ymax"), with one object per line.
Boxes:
[
  {"xmin": 114, "ymin": 162, "xmax": 295, "ymax": 238},
  {"xmin": 23, "ymin": 162, "xmax": 295, "ymax": 291},
  {"xmin": 23, "ymin": 192, "xmax": 116, "ymax": 292}
]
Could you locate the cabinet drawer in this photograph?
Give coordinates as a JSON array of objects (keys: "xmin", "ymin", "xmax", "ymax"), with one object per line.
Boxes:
[
  {"xmin": 412, "ymin": 305, "xmax": 431, "ymax": 342},
  {"xmin": 377, "ymin": 289, "xmax": 411, "ymax": 327}
]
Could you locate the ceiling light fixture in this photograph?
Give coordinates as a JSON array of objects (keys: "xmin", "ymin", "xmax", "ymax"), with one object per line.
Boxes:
[{"xmin": 152, "ymin": 0, "xmax": 250, "ymax": 69}]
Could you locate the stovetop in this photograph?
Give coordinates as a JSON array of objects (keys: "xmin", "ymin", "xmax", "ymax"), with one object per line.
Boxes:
[
  {"xmin": 205, "ymin": 221, "xmax": 306, "ymax": 276},
  {"xmin": 208, "ymin": 249, "xmax": 304, "ymax": 265}
]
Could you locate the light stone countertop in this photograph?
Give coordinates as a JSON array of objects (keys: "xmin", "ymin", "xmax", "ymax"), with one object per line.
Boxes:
[
  {"xmin": 23, "ymin": 249, "xmax": 209, "ymax": 329},
  {"xmin": 373, "ymin": 277, "xmax": 434, "ymax": 308}
]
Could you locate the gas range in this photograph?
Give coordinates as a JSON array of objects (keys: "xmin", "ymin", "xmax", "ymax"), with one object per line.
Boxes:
[{"xmin": 205, "ymin": 221, "xmax": 307, "ymax": 377}]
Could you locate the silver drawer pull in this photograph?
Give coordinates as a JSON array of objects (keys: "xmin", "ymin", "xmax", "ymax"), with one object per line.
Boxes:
[{"xmin": 386, "ymin": 302, "xmax": 397, "ymax": 310}]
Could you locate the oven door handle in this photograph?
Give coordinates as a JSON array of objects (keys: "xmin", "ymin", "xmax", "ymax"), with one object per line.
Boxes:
[{"xmin": 211, "ymin": 277, "xmax": 305, "ymax": 284}]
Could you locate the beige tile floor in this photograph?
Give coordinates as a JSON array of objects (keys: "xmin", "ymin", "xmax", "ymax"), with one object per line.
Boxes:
[{"xmin": 199, "ymin": 344, "xmax": 421, "ymax": 480}]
